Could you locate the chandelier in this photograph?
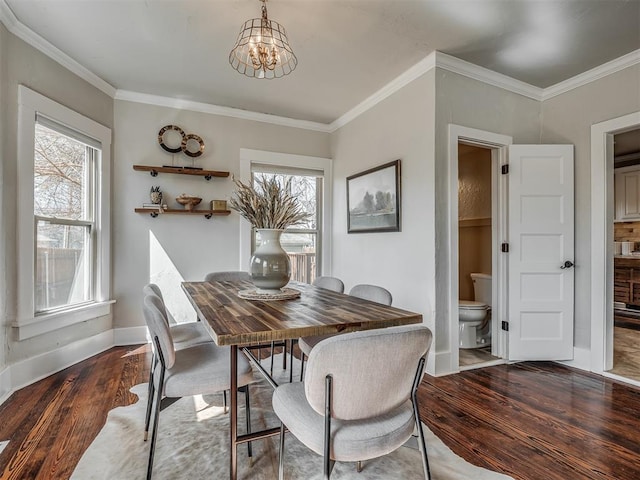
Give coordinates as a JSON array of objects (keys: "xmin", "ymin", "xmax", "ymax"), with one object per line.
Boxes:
[{"xmin": 229, "ymin": 0, "xmax": 297, "ymax": 79}]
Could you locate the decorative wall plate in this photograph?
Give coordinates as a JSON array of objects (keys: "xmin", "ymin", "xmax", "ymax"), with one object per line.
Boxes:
[
  {"xmin": 181, "ymin": 134, "xmax": 205, "ymax": 157},
  {"xmin": 158, "ymin": 125, "xmax": 186, "ymax": 153}
]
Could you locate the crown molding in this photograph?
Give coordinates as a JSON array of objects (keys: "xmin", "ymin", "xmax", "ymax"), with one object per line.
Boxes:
[
  {"xmin": 1, "ymin": 0, "xmax": 638, "ymax": 134},
  {"xmin": 434, "ymin": 51, "xmax": 544, "ymax": 101},
  {"xmin": 329, "ymin": 52, "xmax": 437, "ymax": 132},
  {"xmin": 542, "ymin": 49, "xmax": 640, "ymax": 101},
  {"xmin": 329, "ymin": 51, "xmax": 544, "ymax": 132},
  {"xmin": 0, "ymin": 0, "xmax": 116, "ymax": 97},
  {"xmin": 114, "ymin": 90, "xmax": 332, "ymax": 133}
]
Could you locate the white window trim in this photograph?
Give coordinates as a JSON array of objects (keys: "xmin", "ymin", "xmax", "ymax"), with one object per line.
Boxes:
[
  {"xmin": 14, "ymin": 85, "xmax": 113, "ymax": 340},
  {"xmin": 238, "ymin": 149, "xmax": 333, "ymax": 277}
]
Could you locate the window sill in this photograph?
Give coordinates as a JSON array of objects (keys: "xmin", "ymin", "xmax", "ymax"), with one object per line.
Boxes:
[{"xmin": 12, "ymin": 300, "xmax": 116, "ymax": 340}]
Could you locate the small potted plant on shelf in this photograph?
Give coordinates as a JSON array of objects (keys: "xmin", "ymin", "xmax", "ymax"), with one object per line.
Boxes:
[
  {"xmin": 229, "ymin": 176, "xmax": 310, "ymax": 292},
  {"xmin": 150, "ymin": 185, "xmax": 163, "ymax": 204}
]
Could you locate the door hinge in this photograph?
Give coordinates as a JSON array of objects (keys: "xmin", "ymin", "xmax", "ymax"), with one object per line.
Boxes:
[
  {"xmin": 501, "ymin": 164, "xmax": 509, "ymax": 175},
  {"xmin": 501, "ymin": 321, "xmax": 509, "ymax": 332},
  {"xmin": 501, "ymin": 242, "xmax": 509, "ymax": 253}
]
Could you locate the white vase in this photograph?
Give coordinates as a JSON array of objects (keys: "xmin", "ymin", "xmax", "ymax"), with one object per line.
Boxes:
[{"xmin": 250, "ymin": 229, "xmax": 291, "ymax": 293}]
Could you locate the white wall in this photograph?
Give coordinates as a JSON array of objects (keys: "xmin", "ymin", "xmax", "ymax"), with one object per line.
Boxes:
[
  {"xmin": 0, "ymin": 24, "xmax": 8, "ymax": 372},
  {"xmin": 113, "ymin": 100, "xmax": 330, "ymax": 329},
  {"xmin": 1, "ymin": 28, "xmax": 114, "ymax": 365},
  {"xmin": 434, "ymin": 68, "xmax": 541, "ymax": 371},
  {"xmin": 330, "ymin": 71, "xmax": 437, "ymax": 361},
  {"xmin": 541, "ymin": 65, "xmax": 640, "ymax": 349}
]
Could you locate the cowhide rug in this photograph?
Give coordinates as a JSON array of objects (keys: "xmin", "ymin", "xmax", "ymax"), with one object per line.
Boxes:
[{"xmin": 72, "ymin": 355, "xmax": 513, "ymax": 480}]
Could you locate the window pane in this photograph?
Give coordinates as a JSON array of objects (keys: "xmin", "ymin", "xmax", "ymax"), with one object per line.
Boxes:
[
  {"xmin": 253, "ymin": 172, "xmax": 318, "ymax": 229},
  {"xmin": 36, "ymin": 222, "xmax": 92, "ymax": 311},
  {"xmin": 255, "ymin": 231, "xmax": 317, "ymax": 284},
  {"xmin": 34, "ymin": 123, "xmax": 90, "ymax": 220}
]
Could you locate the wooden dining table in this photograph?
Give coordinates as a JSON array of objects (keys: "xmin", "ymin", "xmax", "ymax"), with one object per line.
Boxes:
[{"xmin": 181, "ymin": 279, "xmax": 423, "ymax": 480}]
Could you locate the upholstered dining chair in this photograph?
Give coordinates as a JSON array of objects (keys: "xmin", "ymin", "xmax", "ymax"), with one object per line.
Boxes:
[
  {"xmin": 205, "ymin": 270, "xmax": 288, "ymax": 376},
  {"xmin": 204, "ymin": 270, "xmax": 251, "ymax": 282},
  {"xmin": 142, "ymin": 283, "xmax": 215, "ymax": 439},
  {"xmin": 142, "ymin": 283, "xmax": 212, "ymax": 348},
  {"xmin": 297, "ymin": 283, "xmax": 393, "ymax": 378},
  {"xmin": 289, "ymin": 276, "xmax": 345, "ymax": 381},
  {"xmin": 273, "ymin": 325, "xmax": 433, "ymax": 480},
  {"xmin": 312, "ymin": 276, "xmax": 345, "ymax": 294},
  {"xmin": 142, "ymin": 294, "xmax": 254, "ymax": 479}
]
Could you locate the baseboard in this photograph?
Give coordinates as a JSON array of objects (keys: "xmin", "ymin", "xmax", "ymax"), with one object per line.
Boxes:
[
  {"xmin": 556, "ymin": 346, "xmax": 591, "ymax": 372},
  {"xmin": 9, "ymin": 330, "xmax": 115, "ymax": 395},
  {"xmin": 0, "ymin": 325, "xmax": 153, "ymax": 406},
  {"xmin": 0, "ymin": 365, "xmax": 12, "ymax": 405},
  {"xmin": 429, "ymin": 350, "xmax": 456, "ymax": 377},
  {"xmin": 113, "ymin": 326, "xmax": 148, "ymax": 346}
]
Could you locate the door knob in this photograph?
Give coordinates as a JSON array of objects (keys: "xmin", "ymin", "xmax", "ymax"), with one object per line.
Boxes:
[{"xmin": 560, "ymin": 260, "xmax": 574, "ymax": 269}]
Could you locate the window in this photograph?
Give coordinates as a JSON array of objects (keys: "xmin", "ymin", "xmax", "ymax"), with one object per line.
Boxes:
[
  {"xmin": 16, "ymin": 86, "xmax": 112, "ymax": 339},
  {"xmin": 251, "ymin": 166, "xmax": 323, "ymax": 284},
  {"xmin": 34, "ymin": 118, "xmax": 98, "ymax": 312},
  {"xmin": 239, "ymin": 149, "xmax": 333, "ymax": 284}
]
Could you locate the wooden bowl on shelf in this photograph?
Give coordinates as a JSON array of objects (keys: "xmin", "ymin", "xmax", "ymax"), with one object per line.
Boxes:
[{"xmin": 176, "ymin": 195, "xmax": 202, "ymax": 211}]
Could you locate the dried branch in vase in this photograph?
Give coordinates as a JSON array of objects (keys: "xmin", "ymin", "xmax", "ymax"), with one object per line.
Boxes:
[{"xmin": 229, "ymin": 176, "xmax": 310, "ymax": 229}]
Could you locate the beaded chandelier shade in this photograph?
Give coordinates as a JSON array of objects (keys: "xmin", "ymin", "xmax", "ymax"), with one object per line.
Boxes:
[{"xmin": 229, "ymin": 0, "xmax": 297, "ymax": 79}]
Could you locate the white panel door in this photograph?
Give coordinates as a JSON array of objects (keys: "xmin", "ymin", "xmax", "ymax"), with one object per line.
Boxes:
[{"xmin": 508, "ymin": 145, "xmax": 574, "ymax": 360}]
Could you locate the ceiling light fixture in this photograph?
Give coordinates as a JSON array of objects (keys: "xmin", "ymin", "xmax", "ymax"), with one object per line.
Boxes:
[{"xmin": 229, "ymin": 0, "xmax": 297, "ymax": 79}]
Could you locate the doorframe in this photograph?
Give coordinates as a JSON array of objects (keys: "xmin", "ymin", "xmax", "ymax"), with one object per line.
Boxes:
[
  {"xmin": 448, "ymin": 125, "xmax": 512, "ymax": 373},
  {"xmin": 590, "ymin": 111, "xmax": 640, "ymax": 379}
]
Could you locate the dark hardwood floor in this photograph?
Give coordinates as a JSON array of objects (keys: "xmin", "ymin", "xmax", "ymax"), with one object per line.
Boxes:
[
  {"xmin": 0, "ymin": 345, "xmax": 639, "ymax": 479},
  {"xmin": 0, "ymin": 346, "xmax": 150, "ymax": 480},
  {"xmin": 419, "ymin": 362, "xmax": 640, "ymax": 480}
]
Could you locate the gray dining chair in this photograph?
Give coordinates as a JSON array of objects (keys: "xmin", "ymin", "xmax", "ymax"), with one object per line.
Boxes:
[
  {"xmin": 143, "ymin": 294, "xmax": 255, "ymax": 479},
  {"xmin": 205, "ymin": 270, "xmax": 287, "ymax": 376},
  {"xmin": 289, "ymin": 276, "xmax": 345, "ymax": 381},
  {"xmin": 143, "ymin": 283, "xmax": 212, "ymax": 348},
  {"xmin": 312, "ymin": 276, "xmax": 345, "ymax": 294},
  {"xmin": 204, "ymin": 270, "xmax": 251, "ymax": 282},
  {"xmin": 297, "ymin": 284, "xmax": 393, "ymax": 377},
  {"xmin": 142, "ymin": 283, "xmax": 215, "ymax": 440},
  {"xmin": 273, "ymin": 325, "xmax": 433, "ymax": 480}
]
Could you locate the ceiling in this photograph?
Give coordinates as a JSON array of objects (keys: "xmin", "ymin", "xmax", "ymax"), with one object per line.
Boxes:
[{"xmin": 4, "ymin": 0, "xmax": 640, "ymax": 124}]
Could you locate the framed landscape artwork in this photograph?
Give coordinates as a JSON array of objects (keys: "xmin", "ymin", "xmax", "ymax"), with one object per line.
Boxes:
[{"xmin": 347, "ymin": 159, "xmax": 401, "ymax": 233}]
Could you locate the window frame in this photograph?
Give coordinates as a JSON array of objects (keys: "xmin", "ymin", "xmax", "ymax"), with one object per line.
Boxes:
[
  {"xmin": 250, "ymin": 170, "xmax": 323, "ymax": 283},
  {"xmin": 239, "ymin": 149, "xmax": 333, "ymax": 279},
  {"xmin": 15, "ymin": 85, "xmax": 113, "ymax": 340}
]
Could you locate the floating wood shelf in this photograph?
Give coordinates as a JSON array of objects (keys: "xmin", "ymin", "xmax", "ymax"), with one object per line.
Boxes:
[
  {"xmin": 135, "ymin": 208, "xmax": 231, "ymax": 219},
  {"xmin": 133, "ymin": 164, "xmax": 229, "ymax": 181}
]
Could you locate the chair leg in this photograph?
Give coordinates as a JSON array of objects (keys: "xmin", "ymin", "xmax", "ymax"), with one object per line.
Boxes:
[
  {"xmin": 356, "ymin": 460, "xmax": 363, "ymax": 472},
  {"xmin": 278, "ymin": 422, "xmax": 286, "ymax": 480},
  {"xmin": 411, "ymin": 357, "xmax": 431, "ymax": 480},
  {"xmin": 146, "ymin": 365, "xmax": 165, "ymax": 480},
  {"xmin": 242, "ymin": 385, "xmax": 252, "ymax": 458},
  {"xmin": 223, "ymin": 390, "xmax": 228, "ymax": 413},
  {"xmin": 270, "ymin": 341, "xmax": 275, "ymax": 376},
  {"xmin": 324, "ymin": 374, "xmax": 334, "ymax": 480},
  {"xmin": 144, "ymin": 354, "xmax": 156, "ymax": 441},
  {"xmin": 299, "ymin": 353, "xmax": 305, "ymax": 381},
  {"xmin": 289, "ymin": 339, "xmax": 295, "ymax": 383},
  {"xmin": 282, "ymin": 340, "xmax": 287, "ymax": 369},
  {"xmin": 414, "ymin": 406, "xmax": 431, "ymax": 480}
]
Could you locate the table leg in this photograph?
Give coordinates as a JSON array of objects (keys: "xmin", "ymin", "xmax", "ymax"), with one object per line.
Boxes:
[{"xmin": 230, "ymin": 345, "xmax": 238, "ymax": 480}]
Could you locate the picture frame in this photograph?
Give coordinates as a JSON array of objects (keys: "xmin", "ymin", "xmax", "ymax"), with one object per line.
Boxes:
[{"xmin": 347, "ymin": 159, "xmax": 401, "ymax": 233}]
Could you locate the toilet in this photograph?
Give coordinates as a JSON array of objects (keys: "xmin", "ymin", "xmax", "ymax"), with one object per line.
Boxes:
[{"xmin": 459, "ymin": 273, "xmax": 492, "ymax": 349}]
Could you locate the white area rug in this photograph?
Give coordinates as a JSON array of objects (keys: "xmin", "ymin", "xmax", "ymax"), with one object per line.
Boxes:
[
  {"xmin": 0, "ymin": 440, "xmax": 8, "ymax": 456},
  {"xmin": 72, "ymin": 356, "xmax": 513, "ymax": 480}
]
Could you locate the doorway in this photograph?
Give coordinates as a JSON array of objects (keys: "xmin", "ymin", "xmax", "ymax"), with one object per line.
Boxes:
[
  {"xmin": 448, "ymin": 125, "xmax": 511, "ymax": 373},
  {"xmin": 590, "ymin": 110, "xmax": 640, "ymax": 388},
  {"xmin": 457, "ymin": 143, "xmax": 499, "ymax": 368},
  {"xmin": 609, "ymin": 128, "xmax": 640, "ymax": 383}
]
